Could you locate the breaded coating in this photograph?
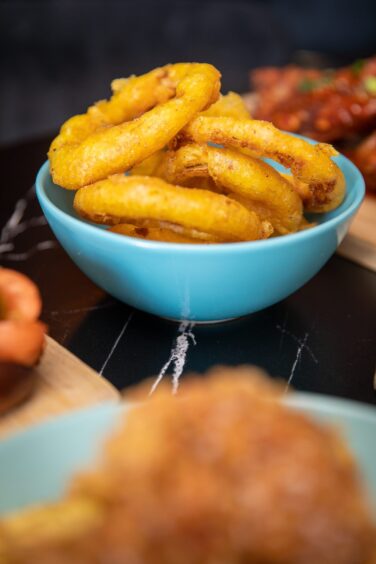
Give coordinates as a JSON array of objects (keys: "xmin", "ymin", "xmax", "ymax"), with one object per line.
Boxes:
[
  {"xmin": 49, "ymin": 63, "xmax": 221, "ymax": 190},
  {"xmin": 178, "ymin": 116, "xmax": 346, "ymax": 212},
  {"xmin": 159, "ymin": 144, "xmax": 303, "ymax": 234},
  {"xmin": 73, "ymin": 175, "xmax": 270, "ymax": 242},
  {"xmin": 1, "ymin": 367, "xmax": 375, "ymax": 563}
]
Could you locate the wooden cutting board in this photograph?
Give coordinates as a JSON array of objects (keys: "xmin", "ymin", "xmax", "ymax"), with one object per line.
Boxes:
[
  {"xmin": 337, "ymin": 196, "xmax": 376, "ymax": 271},
  {"xmin": 0, "ymin": 336, "xmax": 120, "ymax": 439}
]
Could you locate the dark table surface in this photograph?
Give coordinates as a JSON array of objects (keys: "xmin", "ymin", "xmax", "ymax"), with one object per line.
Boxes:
[{"xmin": 1, "ymin": 136, "xmax": 375, "ymax": 404}]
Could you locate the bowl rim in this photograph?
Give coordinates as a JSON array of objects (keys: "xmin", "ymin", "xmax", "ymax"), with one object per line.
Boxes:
[
  {"xmin": 2, "ymin": 390, "xmax": 375, "ymax": 449},
  {"xmin": 36, "ymin": 151, "xmax": 365, "ymax": 255},
  {"xmin": 1, "ymin": 391, "xmax": 375, "ymax": 515}
]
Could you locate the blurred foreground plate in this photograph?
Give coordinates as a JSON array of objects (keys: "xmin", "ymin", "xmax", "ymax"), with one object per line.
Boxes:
[{"xmin": 0, "ymin": 395, "xmax": 375, "ymax": 516}]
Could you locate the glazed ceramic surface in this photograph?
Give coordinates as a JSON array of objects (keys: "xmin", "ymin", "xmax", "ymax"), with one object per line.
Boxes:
[
  {"xmin": 0, "ymin": 394, "xmax": 375, "ymax": 516},
  {"xmin": 36, "ymin": 143, "xmax": 364, "ymax": 321}
]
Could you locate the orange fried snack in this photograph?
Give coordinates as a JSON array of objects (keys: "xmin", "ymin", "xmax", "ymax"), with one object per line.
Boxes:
[
  {"xmin": 200, "ymin": 91, "xmax": 252, "ymax": 119},
  {"xmin": 0, "ymin": 269, "xmax": 45, "ymax": 367},
  {"xmin": 49, "ymin": 63, "xmax": 221, "ymax": 189},
  {"xmin": 179, "ymin": 116, "xmax": 346, "ymax": 212},
  {"xmin": 74, "ymin": 175, "xmax": 272, "ymax": 242},
  {"xmin": 1, "ymin": 367, "xmax": 375, "ymax": 564},
  {"xmin": 48, "ymin": 63, "xmax": 346, "ymax": 243},
  {"xmin": 159, "ymin": 144, "xmax": 303, "ymax": 234},
  {"xmin": 109, "ymin": 224, "xmax": 216, "ymax": 244}
]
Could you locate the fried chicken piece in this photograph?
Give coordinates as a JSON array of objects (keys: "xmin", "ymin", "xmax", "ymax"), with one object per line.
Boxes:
[
  {"xmin": 1, "ymin": 367, "xmax": 375, "ymax": 563},
  {"xmin": 249, "ymin": 56, "xmax": 376, "ymax": 143}
]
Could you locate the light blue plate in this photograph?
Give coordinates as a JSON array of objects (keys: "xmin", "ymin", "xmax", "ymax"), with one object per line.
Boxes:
[
  {"xmin": 0, "ymin": 395, "xmax": 375, "ymax": 516},
  {"xmin": 36, "ymin": 148, "xmax": 364, "ymax": 322}
]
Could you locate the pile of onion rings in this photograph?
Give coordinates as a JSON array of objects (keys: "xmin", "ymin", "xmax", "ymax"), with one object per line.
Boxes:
[{"xmin": 49, "ymin": 63, "xmax": 346, "ymax": 243}]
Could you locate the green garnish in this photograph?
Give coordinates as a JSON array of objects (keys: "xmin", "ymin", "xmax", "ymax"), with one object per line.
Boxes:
[
  {"xmin": 297, "ymin": 72, "xmax": 334, "ymax": 93},
  {"xmin": 363, "ymin": 76, "xmax": 376, "ymax": 95},
  {"xmin": 351, "ymin": 59, "xmax": 365, "ymax": 75},
  {"xmin": 319, "ymin": 72, "xmax": 334, "ymax": 86},
  {"xmin": 297, "ymin": 78, "xmax": 316, "ymax": 93}
]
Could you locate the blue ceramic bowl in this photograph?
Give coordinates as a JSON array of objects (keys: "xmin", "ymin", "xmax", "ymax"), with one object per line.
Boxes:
[
  {"xmin": 36, "ymin": 148, "xmax": 364, "ymax": 322},
  {"xmin": 0, "ymin": 394, "xmax": 375, "ymax": 515}
]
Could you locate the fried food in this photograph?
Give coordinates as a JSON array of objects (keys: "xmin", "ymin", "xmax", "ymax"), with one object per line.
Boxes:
[
  {"xmin": 0, "ymin": 268, "xmax": 41, "ymax": 322},
  {"xmin": 0, "ymin": 269, "xmax": 45, "ymax": 367},
  {"xmin": 179, "ymin": 116, "xmax": 346, "ymax": 212},
  {"xmin": 201, "ymin": 91, "xmax": 251, "ymax": 119},
  {"xmin": 1, "ymin": 367, "xmax": 375, "ymax": 564},
  {"xmin": 159, "ymin": 144, "xmax": 303, "ymax": 234},
  {"xmin": 248, "ymin": 56, "xmax": 376, "ymax": 191},
  {"xmin": 74, "ymin": 175, "xmax": 271, "ymax": 242},
  {"xmin": 0, "ymin": 321, "xmax": 46, "ymax": 367},
  {"xmin": 110, "ymin": 223, "xmax": 216, "ymax": 243},
  {"xmin": 0, "ymin": 269, "xmax": 46, "ymax": 415},
  {"xmin": 49, "ymin": 62, "xmax": 346, "ymax": 243},
  {"xmin": 250, "ymin": 57, "xmax": 376, "ymax": 143},
  {"xmin": 130, "ymin": 92, "xmax": 250, "ymax": 181},
  {"xmin": 130, "ymin": 149, "xmax": 166, "ymax": 177},
  {"xmin": 49, "ymin": 63, "xmax": 221, "ymax": 189}
]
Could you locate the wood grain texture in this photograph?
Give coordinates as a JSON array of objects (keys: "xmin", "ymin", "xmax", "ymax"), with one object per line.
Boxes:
[
  {"xmin": 0, "ymin": 336, "xmax": 120, "ymax": 439},
  {"xmin": 337, "ymin": 196, "xmax": 376, "ymax": 271}
]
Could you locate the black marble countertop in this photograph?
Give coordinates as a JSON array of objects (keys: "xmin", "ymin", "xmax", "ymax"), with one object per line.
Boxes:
[{"xmin": 1, "ymin": 137, "xmax": 375, "ymax": 404}]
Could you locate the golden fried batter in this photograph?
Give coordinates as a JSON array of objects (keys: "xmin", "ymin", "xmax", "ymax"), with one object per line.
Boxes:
[
  {"xmin": 201, "ymin": 91, "xmax": 252, "ymax": 120},
  {"xmin": 49, "ymin": 63, "xmax": 221, "ymax": 189},
  {"xmin": 178, "ymin": 116, "xmax": 346, "ymax": 212},
  {"xmin": 74, "ymin": 175, "xmax": 271, "ymax": 242},
  {"xmin": 110, "ymin": 223, "xmax": 216, "ymax": 244},
  {"xmin": 1, "ymin": 367, "xmax": 375, "ymax": 564},
  {"xmin": 159, "ymin": 144, "xmax": 303, "ymax": 234}
]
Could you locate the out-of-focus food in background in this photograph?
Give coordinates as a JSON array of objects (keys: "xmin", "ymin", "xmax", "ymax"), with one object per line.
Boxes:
[
  {"xmin": 0, "ymin": 269, "xmax": 46, "ymax": 415},
  {"xmin": 1, "ymin": 366, "xmax": 375, "ymax": 563},
  {"xmin": 245, "ymin": 56, "xmax": 376, "ymax": 191}
]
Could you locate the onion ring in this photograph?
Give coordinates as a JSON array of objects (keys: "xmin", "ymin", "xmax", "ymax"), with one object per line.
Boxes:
[
  {"xmin": 110, "ymin": 224, "xmax": 215, "ymax": 244},
  {"xmin": 200, "ymin": 91, "xmax": 251, "ymax": 119},
  {"xmin": 0, "ymin": 269, "xmax": 42, "ymax": 322},
  {"xmin": 0, "ymin": 321, "xmax": 46, "ymax": 367},
  {"xmin": 130, "ymin": 150, "xmax": 166, "ymax": 178},
  {"xmin": 0, "ymin": 269, "xmax": 45, "ymax": 367},
  {"xmin": 74, "ymin": 175, "xmax": 272, "ymax": 242},
  {"xmin": 160, "ymin": 144, "xmax": 303, "ymax": 234},
  {"xmin": 49, "ymin": 63, "xmax": 221, "ymax": 190},
  {"xmin": 130, "ymin": 92, "xmax": 250, "ymax": 179},
  {"xmin": 178, "ymin": 116, "xmax": 345, "ymax": 212}
]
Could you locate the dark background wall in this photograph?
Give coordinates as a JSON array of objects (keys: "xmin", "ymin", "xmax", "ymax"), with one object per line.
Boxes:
[{"xmin": 1, "ymin": 0, "xmax": 376, "ymax": 145}]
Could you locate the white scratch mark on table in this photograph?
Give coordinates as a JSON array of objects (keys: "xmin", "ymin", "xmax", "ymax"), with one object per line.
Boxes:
[
  {"xmin": 5, "ymin": 215, "xmax": 48, "ymax": 239},
  {"xmin": 0, "ymin": 187, "xmax": 56, "ymax": 262},
  {"xmin": 0, "ymin": 243, "xmax": 15, "ymax": 253},
  {"xmin": 99, "ymin": 312, "xmax": 133, "ymax": 375},
  {"xmin": 150, "ymin": 321, "xmax": 196, "ymax": 395},
  {"xmin": 276, "ymin": 323, "xmax": 318, "ymax": 364},
  {"xmin": 285, "ymin": 332, "xmax": 309, "ymax": 391},
  {"xmin": 2, "ymin": 240, "xmax": 57, "ymax": 261},
  {"xmin": 0, "ymin": 194, "xmax": 29, "ymax": 245}
]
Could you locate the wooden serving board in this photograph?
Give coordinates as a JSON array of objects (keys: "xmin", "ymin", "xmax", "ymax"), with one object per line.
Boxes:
[
  {"xmin": 0, "ymin": 336, "xmax": 120, "ymax": 439},
  {"xmin": 337, "ymin": 196, "xmax": 376, "ymax": 271}
]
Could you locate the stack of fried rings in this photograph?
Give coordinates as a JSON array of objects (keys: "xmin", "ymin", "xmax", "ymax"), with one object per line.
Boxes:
[{"xmin": 49, "ymin": 63, "xmax": 346, "ymax": 243}]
